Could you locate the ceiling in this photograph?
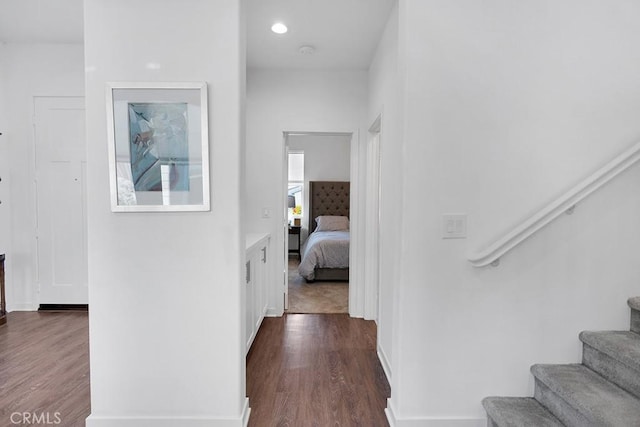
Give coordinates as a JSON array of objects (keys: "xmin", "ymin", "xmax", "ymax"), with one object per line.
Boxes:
[
  {"xmin": 0, "ymin": 0, "xmax": 395, "ymax": 70},
  {"xmin": 246, "ymin": 0, "xmax": 396, "ymax": 69}
]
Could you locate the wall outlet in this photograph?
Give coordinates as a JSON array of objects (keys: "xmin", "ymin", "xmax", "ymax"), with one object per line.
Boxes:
[
  {"xmin": 442, "ymin": 214, "xmax": 467, "ymax": 239},
  {"xmin": 261, "ymin": 208, "xmax": 271, "ymax": 218}
]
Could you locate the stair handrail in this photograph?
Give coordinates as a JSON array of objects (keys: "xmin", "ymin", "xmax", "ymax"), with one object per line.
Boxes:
[{"xmin": 468, "ymin": 140, "xmax": 640, "ymax": 268}]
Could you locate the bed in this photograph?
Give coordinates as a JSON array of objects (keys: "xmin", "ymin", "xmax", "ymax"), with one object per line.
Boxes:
[{"xmin": 297, "ymin": 181, "xmax": 350, "ymax": 282}]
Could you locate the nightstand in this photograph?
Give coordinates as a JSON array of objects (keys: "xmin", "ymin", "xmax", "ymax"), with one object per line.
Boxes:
[{"xmin": 288, "ymin": 226, "xmax": 301, "ymax": 260}]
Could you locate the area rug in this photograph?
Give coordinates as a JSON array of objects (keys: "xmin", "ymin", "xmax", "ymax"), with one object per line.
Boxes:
[{"xmin": 287, "ymin": 258, "xmax": 348, "ymax": 314}]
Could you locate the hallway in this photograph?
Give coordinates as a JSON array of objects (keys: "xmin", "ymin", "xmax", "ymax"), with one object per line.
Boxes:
[{"xmin": 246, "ymin": 314, "xmax": 390, "ymax": 426}]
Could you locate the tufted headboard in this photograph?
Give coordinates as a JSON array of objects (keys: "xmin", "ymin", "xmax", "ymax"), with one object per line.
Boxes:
[{"xmin": 308, "ymin": 181, "xmax": 350, "ymax": 234}]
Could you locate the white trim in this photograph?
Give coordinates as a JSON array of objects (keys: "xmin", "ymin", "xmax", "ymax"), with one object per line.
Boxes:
[
  {"xmin": 349, "ymin": 129, "xmax": 364, "ymax": 318},
  {"xmin": 285, "ymin": 131, "xmax": 353, "ymax": 137},
  {"xmin": 385, "ymin": 398, "xmax": 398, "ymax": 427},
  {"xmin": 281, "ymin": 130, "xmax": 364, "ymax": 318},
  {"xmin": 369, "ymin": 115, "xmax": 382, "ymax": 133},
  {"xmin": 7, "ymin": 303, "xmax": 38, "ymax": 311},
  {"xmin": 265, "ymin": 308, "xmax": 282, "ymax": 317},
  {"xmin": 377, "ymin": 344, "xmax": 393, "ymax": 385},
  {"xmin": 241, "ymin": 398, "xmax": 251, "ymax": 427},
  {"xmin": 364, "ymin": 120, "xmax": 381, "ymax": 320},
  {"xmin": 385, "ymin": 401, "xmax": 485, "ymax": 427},
  {"xmin": 468, "ymin": 140, "xmax": 640, "ymax": 267},
  {"xmin": 282, "ymin": 134, "xmax": 289, "ymax": 313},
  {"xmin": 86, "ymin": 415, "xmax": 249, "ymax": 427},
  {"xmin": 86, "ymin": 398, "xmax": 250, "ymax": 426},
  {"xmin": 390, "ymin": 419, "xmax": 484, "ymax": 427}
]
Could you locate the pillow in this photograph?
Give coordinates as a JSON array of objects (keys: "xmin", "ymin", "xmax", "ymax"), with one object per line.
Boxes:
[{"xmin": 315, "ymin": 215, "xmax": 349, "ymax": 231}]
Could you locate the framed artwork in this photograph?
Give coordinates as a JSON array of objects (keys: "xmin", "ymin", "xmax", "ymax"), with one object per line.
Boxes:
[{"xmin": 106, "ymin": 82, "xmax": 210, "ymax": 212}]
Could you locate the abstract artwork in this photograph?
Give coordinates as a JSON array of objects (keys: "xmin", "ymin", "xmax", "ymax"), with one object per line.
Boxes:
[{"xmin": 128, "ymin": 103, "xmax": 189, "ymax": 192}]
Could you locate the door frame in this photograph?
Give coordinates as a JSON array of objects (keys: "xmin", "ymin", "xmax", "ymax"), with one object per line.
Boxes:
[
  {"xmin": 281, "ymin": 130, "xmax": 365, "ymax": 317},
  {"xmin": 364, "ymin": 116, "xmax": 382, "ymax": 321},
  {"xmin": 282, "ymin": 141, "xmax": 290, "ymax": 310}
]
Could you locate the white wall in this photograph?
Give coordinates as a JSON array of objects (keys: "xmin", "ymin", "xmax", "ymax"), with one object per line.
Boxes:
[
  {"xmin": 84, "ymin": 1, "xmax": 247, "ymax": 425},
  {"xmin": 288, "ymin": 134, "xmax": 351, "ymax": 241},
  {"xmin": 0, "ymin": 43, "xmax": 84, "ymax": 311},
  {"xmin": 367, "ymin": 1, "xmax": 400, "ymax": 385},
  {"xmin": 386, "ymin": 0, "xmax": 640, "ymax": 424},
  {"xmin": 246, "ymin": 69, "xmax": 367, "ymax": 316}
]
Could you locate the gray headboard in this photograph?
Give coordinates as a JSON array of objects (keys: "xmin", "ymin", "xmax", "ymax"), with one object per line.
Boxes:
[{"xmin": 308, "ymin": 181, "xmax": 350, "ymax": 234}]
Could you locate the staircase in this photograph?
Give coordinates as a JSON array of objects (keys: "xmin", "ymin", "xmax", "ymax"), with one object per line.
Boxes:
[{"xmin": 483, "ymin": 297, "xmax": 640, "ymax": 426}]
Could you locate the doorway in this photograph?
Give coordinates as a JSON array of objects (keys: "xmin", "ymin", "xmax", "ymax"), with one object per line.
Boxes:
[
  {"xmin": 33, "ymin": 97, "xmax": 88, "ymax": 306},
  {"xmin": 283, "ymin": 132, "xmax": 352, "ymax": 314}
]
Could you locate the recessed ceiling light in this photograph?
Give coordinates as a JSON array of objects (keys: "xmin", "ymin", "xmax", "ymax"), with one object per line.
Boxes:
[{"xmin": 271, "ymin": 22, "xmax": 288, "ymax": 34}]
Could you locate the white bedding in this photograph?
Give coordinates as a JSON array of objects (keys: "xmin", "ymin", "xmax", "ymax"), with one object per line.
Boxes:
[{"xmin": 298, "ymin": 230, "xmax": 350, "ymax": 281}]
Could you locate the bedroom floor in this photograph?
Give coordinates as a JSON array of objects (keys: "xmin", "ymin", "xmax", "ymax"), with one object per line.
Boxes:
[{"xmin": 287, "ymin": 257, "xmax": 348, "ymax": 314}]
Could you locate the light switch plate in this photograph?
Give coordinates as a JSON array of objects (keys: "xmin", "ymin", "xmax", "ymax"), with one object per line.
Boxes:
[{"xmin": 442, "ymin": 214, "xmax": 467, "ymax": 239}]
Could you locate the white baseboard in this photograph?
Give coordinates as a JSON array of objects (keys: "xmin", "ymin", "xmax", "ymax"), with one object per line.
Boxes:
[
  {"xmin": 265, "ymin": 307, "xmax": 283, "ymax": 317},
  {"xmin": 241, "ymin": 398, "xmax": 251, "ymax": 427},
  {"xmin": 86, "ymin": 414, "xmax": 249, "ymax": 427},
  {"xmin": 386, "ymin": 399, "xmax": 484, "ymax": 427},
  {"xmin": 8, "ymin": 303, "xmax": 37, "ymax": 311},
  {"xmin": 377, "ymin": 344, "xmax": 392, "ymax": 384},
  {"xmin": 386, "ymin": 398, "xmax": 399, "ymax": 427}
]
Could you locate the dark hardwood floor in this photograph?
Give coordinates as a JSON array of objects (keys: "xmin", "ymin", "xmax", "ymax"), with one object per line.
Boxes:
[
  {"xmin": 247, "ymin": 314, "xmax": 390, "ymax": 427},
  {"xmin": 0, "ymin": 311, "xmax": 90, "ymax": 427},
  {"xmin": 0, "ymin": 311, "xmax": 389, "ymax": 427}
]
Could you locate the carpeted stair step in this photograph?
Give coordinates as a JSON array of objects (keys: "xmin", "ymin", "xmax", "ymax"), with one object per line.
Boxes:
[
  {"xmin": 482, "ymin": 396, "xmax": 564, "ymax": 427},
  {"xmin": 580, "ymin": 330, "xmax": 640, "ymax": 398},
  {"xmin": 629, "ymin": 297, "xmax": 640, "ymax": 334},
  {"xmin": 532, "ymin": 363, "xmax": 640, "ymax": 426}
]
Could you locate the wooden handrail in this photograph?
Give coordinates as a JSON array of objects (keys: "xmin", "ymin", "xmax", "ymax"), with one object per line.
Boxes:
[{"xmin": 468, "ymin": 141, "xmax": 640, "ymax": 267}]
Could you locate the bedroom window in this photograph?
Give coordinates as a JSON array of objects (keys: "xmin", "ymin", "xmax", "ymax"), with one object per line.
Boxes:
[{"xmin": 288, "ymin": 152, "xmax": 304, "ymax": 224}]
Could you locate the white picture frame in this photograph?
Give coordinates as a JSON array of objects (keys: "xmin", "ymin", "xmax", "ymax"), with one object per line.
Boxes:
[{"xmin": 106, "ymin": 82, "xmax": 210, "ymax": 212}]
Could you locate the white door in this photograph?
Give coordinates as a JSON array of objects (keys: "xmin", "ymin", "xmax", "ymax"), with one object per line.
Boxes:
[{"xmin": 34, "ymin": 97, "xmax": 87, "ymax": 305}]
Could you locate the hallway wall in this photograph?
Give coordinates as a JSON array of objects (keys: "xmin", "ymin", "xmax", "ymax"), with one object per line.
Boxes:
[
  {"xmin": 84, "ymin": 0, "xmax": 247, "ymax": 425},
  {"xmin": 385, "ymin": 0, "xmax": 640, "ymax": 424}
]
